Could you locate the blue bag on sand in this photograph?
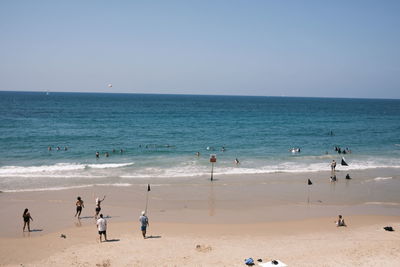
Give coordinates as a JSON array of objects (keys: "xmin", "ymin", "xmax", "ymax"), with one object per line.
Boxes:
[{"xmin": 245, "ymin": 258, "xmax": 254, "ymax": 265}]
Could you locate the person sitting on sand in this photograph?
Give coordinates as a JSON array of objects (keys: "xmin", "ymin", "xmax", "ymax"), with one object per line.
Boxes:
[
  {"xmin": 75, "ymin": 196, "xmax": 84, "ymax": 218},
  {"xmin": 139, "ymin": 211, "xmax": 149, "ymax": 239},
  {"xmin": 96, "ymin": 214, "xmax": 108, "ymax": 242},
  {"xmin": 335, "ymin": 215, "xmax": 346, "ymax": 227},
  {"xmin": 22, "ymin": 208, "xmax": 33, "ymax": 232},
  {"xmin": 345, "ymin": 173, "xmax": 351, "ymax": 179},
  {"xmin": 95, "ymin": 195, "xmax": 106, "ymax": 219}
]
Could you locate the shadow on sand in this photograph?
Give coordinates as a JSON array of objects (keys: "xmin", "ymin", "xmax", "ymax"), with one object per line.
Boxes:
[
  {"xmin": 146, "ymin": 235, "xmax": 162, "ymax": 239},
  {"xmin": 105, "ymin": 239, "xmax": 120, "ymax": 242}
]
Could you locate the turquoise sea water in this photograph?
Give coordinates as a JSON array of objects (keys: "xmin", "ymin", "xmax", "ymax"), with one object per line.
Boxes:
[{"xmin": 0, "ymin": 91, "xmax": 399, "ymax": 191}]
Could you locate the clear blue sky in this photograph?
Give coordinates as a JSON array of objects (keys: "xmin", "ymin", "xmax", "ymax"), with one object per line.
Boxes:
[{"xmin": 1, "ymin": 0, "xmax": 399, "ymax": 98}]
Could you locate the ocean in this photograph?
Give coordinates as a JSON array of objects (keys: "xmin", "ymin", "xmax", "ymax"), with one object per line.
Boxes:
[{"xmin": 1, "ymin": 91, "xmax": 399, "ymax": 192}]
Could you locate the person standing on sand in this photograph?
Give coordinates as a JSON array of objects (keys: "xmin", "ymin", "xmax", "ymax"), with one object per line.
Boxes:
[
  {"xmin": 75, "ymin": 196, "xmax": 84, "ymax": 218},
  {"xmin": 331, "ymin": 160, "xmax": 336, "ymax": 172},
  {"xmin": 95, "ymin": 195, "xmax": 106, "ymax": 219},
  {"xmin": 139, "ymin": 211, "xmax": 149, "ymax": 239},
  {"xmin": 22, "ymin": 208, "xmax": 33, "ymax": 232},
  {"xmin": 96, "ymin": 214, "xmax": 108, "ymax": 242}
]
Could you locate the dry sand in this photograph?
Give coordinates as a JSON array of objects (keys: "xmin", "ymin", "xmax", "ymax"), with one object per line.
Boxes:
[
  {"xmin": 1, "ymin": 217, "xmax": 400, "ymax": 267},
  {"xmin": 1, "ymin": 170, "xmax": 400, "ymax": 266}
]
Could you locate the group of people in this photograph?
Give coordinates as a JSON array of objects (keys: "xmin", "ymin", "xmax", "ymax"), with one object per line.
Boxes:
[
  {"xmin": 23, "ymin": 195, "xmax": 150, "ymax": 242},
  {"xmin": 96, "ymin": 149, "xmax": 124, "ymax": 159},
  {"xmin": 334, "ymin": 146, "xmax": 351, "ymax": 154},
  {"xmin": 330, "ymin": 159, "xmax": 351, "ymax": 182}
]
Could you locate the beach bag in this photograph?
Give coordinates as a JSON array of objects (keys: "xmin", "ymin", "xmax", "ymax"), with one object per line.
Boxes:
[
  {"xmin": 244, "ymin": 258, "xmax": 254, "ymax": 265},
  {"xmin": 384, "ymin": 226, "xmax": 394, "ymax": 231}
]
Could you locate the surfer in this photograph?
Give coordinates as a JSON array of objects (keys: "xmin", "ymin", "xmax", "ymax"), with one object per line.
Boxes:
[
  {"xmin": 195, "ymin": 152, "xmax": 200, "ymax": 157},
  {"xmin": 48, "ymin": 146, "xmax": 52, "ymax": 151},
  {"xmin": 96, "ymin": 151, "xmax": 100, "ymax": 159},
  {"xmin": 235, "ymin": 158, "xmax": 240, "ymax": 165},
  {"xmin": 105, "ymin": 152, "xmax": 109, "ymax": 157}
]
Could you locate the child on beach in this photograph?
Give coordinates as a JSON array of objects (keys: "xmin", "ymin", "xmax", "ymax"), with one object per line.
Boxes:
[
  {"xmin": 75, "ymin": 197, "xmax": 84, "ymax": 218},
  {"xmin": 22, "ymin": 208, "xmax": 33, "ymax": 232},
  {"xmin": 335, "ymin": 215, "xmax": 346, "ymax": 227}
]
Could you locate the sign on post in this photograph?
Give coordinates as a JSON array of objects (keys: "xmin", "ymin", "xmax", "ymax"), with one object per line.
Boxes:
[{"xmin": 210, "ymin": 154, "xmax": 216, "ymax": 181}]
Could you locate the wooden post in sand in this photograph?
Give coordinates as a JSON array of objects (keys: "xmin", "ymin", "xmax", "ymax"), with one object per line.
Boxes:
[{"xmin": 210, "ymin": 154, "xmax": 217, "ymax": 181}]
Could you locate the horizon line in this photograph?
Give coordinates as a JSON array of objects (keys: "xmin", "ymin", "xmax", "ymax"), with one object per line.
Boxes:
[{"xmin": 0, "ymin": 90, "xmax": 399, "ymax": 101}]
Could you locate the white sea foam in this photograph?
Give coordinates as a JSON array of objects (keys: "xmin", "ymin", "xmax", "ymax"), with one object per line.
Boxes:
[
  {"xmin": 2, "ymin": 183, "xmax": 133, "ymax": 193},
  {"xmin": 0, "ymin": 162, "xmax": 135, "ymax": 176},
  {"xmin": 3, "ymin": 184, "xmax": 94, "ymax": 193},
  {"xmin": 373, "ymin": 177, "xmax": 393, "ymax": 181},
  {"xmin": 86, "ymin": 162, "xmax": 134, "ymax": 169},
  {"xmin": 364, "ymin": 201, "xmax": 400, "ymax": 206}
]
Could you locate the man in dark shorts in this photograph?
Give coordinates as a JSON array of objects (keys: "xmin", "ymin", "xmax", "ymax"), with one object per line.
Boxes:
[
  {"xmin": 96, "ymin": 214, "xmax": 107, "ymax": 242},
  {"xmin": 75, "ymin": 196, "xmax": 84, "ymax": 218},
  {"xmin": 139, "ymin": 211, "xmax": 149, "ymax": 239}
]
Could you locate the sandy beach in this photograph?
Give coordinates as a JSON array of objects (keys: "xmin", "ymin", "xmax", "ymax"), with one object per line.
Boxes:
[{"xmin": 1, "ymin": 169, "xmax": 400, "ymax": 266}]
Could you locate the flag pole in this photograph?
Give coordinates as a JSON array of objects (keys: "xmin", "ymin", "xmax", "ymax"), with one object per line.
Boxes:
[
  {"xmin": 145, "ymin": 184, "xmax": 150, "ymax": 214},
  {"xmin": 307, "ymin": 179, "xmax": 312, "ymax": 205}
]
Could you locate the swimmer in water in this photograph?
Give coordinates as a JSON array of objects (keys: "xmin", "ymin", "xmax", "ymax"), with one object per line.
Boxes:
[
  {"xmin": 96, "ymin": 151, "xmax": 100, "ymax": 159},
  {"xmin": 195, "ymin": 152, "xmax": 200, "ymax": 157},
  {"xmin": 235, "ymin": 158, "xmax": 240, "ymax": 165}
]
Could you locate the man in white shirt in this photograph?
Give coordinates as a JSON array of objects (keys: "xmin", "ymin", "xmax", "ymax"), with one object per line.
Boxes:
[{"xmin": 96, "ymin": 214, "xmax": 107, "ymax": 242}]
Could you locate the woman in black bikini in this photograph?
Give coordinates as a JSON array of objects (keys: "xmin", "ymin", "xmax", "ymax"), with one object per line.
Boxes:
[{"xmin": 23, "ymin": 208, "xmax": 33, "ymax": 232}]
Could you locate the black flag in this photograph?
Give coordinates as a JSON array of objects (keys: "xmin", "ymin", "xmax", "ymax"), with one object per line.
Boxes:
[
  {"xmin": 307, "ymin": 179, "xmax": 313, "ymax": 185},
  {"xmin": 147, "ymin": 184, "xmax": 151, "ymax": 192},
  {"xmin": 341, "ymin": 157, "xmax": 348, "ymax": 166}
]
